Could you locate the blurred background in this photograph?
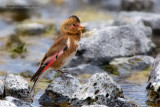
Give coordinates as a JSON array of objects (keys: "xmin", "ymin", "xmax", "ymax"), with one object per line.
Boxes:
[{"xmin": 0, "ymin": 0, "xmax": 160, "ymax": 106}]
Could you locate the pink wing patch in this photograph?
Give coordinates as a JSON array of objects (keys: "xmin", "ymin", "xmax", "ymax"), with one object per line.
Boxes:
[{"xmin": 41, "ymin": 47, "xmax": 66, "ymax": 72}]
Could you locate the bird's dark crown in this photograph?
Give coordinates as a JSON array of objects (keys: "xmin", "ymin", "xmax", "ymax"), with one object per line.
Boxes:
[{"xmin": 69, "ymin": 15, "xmax": 80, "ymax": 23}]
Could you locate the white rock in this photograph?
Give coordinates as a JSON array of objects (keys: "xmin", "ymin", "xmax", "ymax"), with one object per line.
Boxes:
[
  {"xmin": 0, "ymin": 100, "xmax": 17, "ymax": 107},
  {"xmin": 70, "ymin": 73, "xmax": 123, "ymax": 106},
  {"xmin": 4, "ymin": 74, "xmax": 30, "ymax": 100}
]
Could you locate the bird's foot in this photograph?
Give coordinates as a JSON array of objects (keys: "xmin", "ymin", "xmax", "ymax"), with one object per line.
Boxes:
[{"xmin": 56, "ymin": 70, "xmax": 72, "ymax": 80}]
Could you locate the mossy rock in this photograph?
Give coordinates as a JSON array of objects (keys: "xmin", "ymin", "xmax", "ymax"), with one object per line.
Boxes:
[
  {"xmin": 102, "ymin": 64, "xmax": 118, "ymax": 75},
  {"xmin": 6, "ymin": 34, "xmax": 27, "ymax": 56}
]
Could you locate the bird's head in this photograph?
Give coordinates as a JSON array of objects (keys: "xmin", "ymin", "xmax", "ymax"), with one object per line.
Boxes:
[{"xmin": 60, "ymin": 15, "xmax": 85, "ymax": 35}]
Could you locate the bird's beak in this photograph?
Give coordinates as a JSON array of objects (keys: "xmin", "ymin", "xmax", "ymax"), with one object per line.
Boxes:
[{"xmin": 78, "ymin": 25, "xmax": 85, "ymax": 31}]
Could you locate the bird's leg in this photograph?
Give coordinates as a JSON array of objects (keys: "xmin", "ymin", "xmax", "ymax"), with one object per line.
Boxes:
[{"xmin": 61, "ymin": 68, "xmax": 70, "ymax": 74}]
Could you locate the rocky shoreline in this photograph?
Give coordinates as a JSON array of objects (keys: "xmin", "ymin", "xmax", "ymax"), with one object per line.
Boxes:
[{"xmin": 0, "ymin": 0, "xmax": 160, "ymax": 106}]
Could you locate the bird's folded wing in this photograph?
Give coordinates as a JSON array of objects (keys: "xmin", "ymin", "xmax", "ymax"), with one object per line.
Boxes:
[{"xmin": 30, "ymin": 36, "xmax": 68, "ymax": 82}]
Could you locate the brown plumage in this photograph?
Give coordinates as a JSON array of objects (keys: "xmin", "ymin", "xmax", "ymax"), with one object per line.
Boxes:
[{"xmin": 30, "ymin": 15, "xmax": 85, "ymax": 92}]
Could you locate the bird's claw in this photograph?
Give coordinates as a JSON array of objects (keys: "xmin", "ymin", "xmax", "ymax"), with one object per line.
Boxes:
[{"xmin": 56, "ymin": 70, "xmax": 73, "ymax": 80}]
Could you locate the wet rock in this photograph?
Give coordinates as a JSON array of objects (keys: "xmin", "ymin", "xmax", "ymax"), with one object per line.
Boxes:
[
  {"xmin": 70, "ymin": 73, "xmax": 124, "ymax": 106},
  {"xmin": 121, "ymin": 0, "xmax": 154, "ymax": 11},
  {"xmin": 105, "ymin": 55, "xmax": 154, "ymax": 77},
  {"xmin": 16, "ymin": 20, "xmax": 57, "ymax": 36},
  {"xmin": 39, "ymin": 73, "xmax": 81, "ymax": 106},
  {"xmin": 0, "ymin": 100, "xmax": 17, "ymax": 107},
  {"xmin": 0, "ymin": 80, "xmax": 4, "ymax": 99},
  {"xmin": 79, "ymin": 24, "xmax": 155, "ymax": 64},
  {"xmin": 146, "ymin": 54, "xmax": 160, "ymax": 101},
  {"xmin": 114, "ymin": 12, "xmax": 160, "ymax": 34},
  {"xmin": 4, "ymin": 74, "xmax": 30, "ymax": 101},
  {"xmin": 108, "ymin": 98, "xmax": 138, "ymax": 107},
  {"xmin": 5, "ymin": 96, "xmax": 30, "ymax": 107}
]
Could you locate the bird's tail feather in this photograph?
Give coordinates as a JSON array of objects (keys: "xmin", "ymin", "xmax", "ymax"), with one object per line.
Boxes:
[{"xmin": 30, "ymin": 66, "xmax": 45, "ymax": 93}]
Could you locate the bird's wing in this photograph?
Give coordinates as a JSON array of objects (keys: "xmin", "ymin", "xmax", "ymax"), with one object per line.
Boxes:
[{"xmin": 30, "ymin": 36, "xmax": 68, "ymax": 83}]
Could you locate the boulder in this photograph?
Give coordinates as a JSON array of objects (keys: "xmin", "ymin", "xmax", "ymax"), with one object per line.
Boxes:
[
  {"xmin": 39, "ymin": 73, "xmax": 81, "ymax": 106},
  {"xmin": 79, "ymin": 24, "xmax": 155, "ymax": 64},
  {"xmin": 114, "ymin": 12, "xmax": 160, "ymax": 34},
  {"xmin": 146, "ymin": 54, "xmax": 160, "ymax": 101},
  {"xmin": 0, "ymin": 100, "xmax": 17, "ymax": 107},
  {"xmin": 70, "ymin": 73, "xmax": 137, "ymax": 107},
  {"xmin": 4, "ymin": 74, "xmax": 30, "ymax": 101},
  {"xmin": 105, "ymin": 55, "xmax": 154, "ymax": 77},
  {"xmin": 121, "ymin": 0, "xmax": 154, "ymax": 11}
]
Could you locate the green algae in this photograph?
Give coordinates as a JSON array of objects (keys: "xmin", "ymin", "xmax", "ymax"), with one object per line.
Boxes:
[{"xmin": 102, "ymin": 64, "xmax": 118, "ymax": 75}]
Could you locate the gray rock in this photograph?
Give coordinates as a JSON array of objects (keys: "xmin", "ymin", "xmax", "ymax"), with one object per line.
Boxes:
[
  {"xmin": 16, "ymin": 20, "xmax": 57, "ymax": 36},
  {"xmin": 146, "ymin": 54, "xmax": 160, "ymax": 101},
  {"xmin": 70, "ymin": 73, "xmax": 124, "ymax": 106},
  {"xmin": 114, "ymin": 11, "xmax": 160, "ymax": 33},
  {"xmin": 39, "ymin": 73, "xmax": 81, "ymax": 106},
  {"xmin": 0, "ymin": 80, "xmax": 4, "ymax": 98},
  {"xmin": 5, "ymin": 96, "xmax": 30, "ymax": 107},
  {"xmin": 4, "ymin": 74, "xmax": 30, "ymax": 100},
  {"xmin": 79, "ymin": 24, "xmax": 155, "ymax": 64},
  {"xmin": 108, "ymin": 55, "xmax": 154, "ymax": 77},
  {"xmin": 121, "ymin": 0, "xmax": 154, "ymax": 11},
  {"xmin": 0, "ymin": 100, "xmax": 17, "ymax": 107},
  {"xmin": 66, "ymin": 64, "xmax": 105, "ymax": 77}
]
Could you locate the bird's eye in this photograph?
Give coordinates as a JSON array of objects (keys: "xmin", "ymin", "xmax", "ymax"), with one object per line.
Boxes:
[{"xmin": 73, "ymin": 24, "xmax": 75, "ymax": 26}]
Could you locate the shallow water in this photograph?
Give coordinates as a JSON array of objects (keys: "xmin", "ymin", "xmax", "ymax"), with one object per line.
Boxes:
[{"xmin": 117, "ymin": 79, "xmax": 148, "ymax": 106}]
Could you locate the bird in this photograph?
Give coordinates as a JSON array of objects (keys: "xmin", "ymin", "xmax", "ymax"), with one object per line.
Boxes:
[{"xmin": 30, "ymin": 15, "xmax": 85, "ymax": 92}]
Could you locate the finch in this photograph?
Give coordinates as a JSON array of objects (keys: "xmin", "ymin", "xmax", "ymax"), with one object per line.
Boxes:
[{"xmin": 30, "ymin": 15, "xmax": 84, "ymax": 92}]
